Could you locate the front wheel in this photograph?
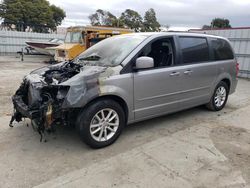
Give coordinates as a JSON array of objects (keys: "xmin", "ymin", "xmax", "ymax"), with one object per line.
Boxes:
[
  {"xmin": 77, "ymin": 99, "xmax": 125, "ymax": 149},
  {"xmin": 206, "ymin": 81, "xmax": 229, "ymax": 111}
]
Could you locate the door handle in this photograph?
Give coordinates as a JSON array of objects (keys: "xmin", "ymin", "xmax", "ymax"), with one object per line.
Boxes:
[
  {"xmin": 170, "ymin": 72, "xmax": 180, "ymax": 77},
  {"xmin": 184, "ymin": 70, "xmax": 193, "ymax": 75}
]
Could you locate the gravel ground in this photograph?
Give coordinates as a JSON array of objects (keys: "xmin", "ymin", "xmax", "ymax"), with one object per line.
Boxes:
[{"xmin": 0, "ymin": 57, "xmax": 250, "ymax": 188}]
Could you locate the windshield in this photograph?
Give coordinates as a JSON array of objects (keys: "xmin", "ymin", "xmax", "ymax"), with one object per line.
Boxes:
[
  {"xmin": 65, "ymin": 31, "xmax": 83, "ymax": 44},
  {"xmin": 77, "ymin": 35, "xmax": 148, "ymax": 67}
]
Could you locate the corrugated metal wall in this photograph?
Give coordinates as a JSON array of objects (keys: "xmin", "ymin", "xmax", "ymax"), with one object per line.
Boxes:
[
  {"xmin": 192, "ymin": 28, "xmax": 250, "ymax": 78},
  {"xmin": 0, "ymin": 31, "xmax": 65, "ymax": 54}
]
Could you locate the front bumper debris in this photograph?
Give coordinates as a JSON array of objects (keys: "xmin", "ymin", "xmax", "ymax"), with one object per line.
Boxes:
[
  {"xmin": 9, "ymin": 78, "xmax": 60, "ymax": 142},
  {"xmin": 12, "ymin": 95, "xmax": 39, "ymax": 119},
  {"xmin": 10, "ymin": 93, "xmax": 56, "ymax": 142}
]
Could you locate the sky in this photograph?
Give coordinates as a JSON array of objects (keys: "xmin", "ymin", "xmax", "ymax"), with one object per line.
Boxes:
[{"xmin": 49, "ymin": 0, "xmax": 250, "ymax": 29}]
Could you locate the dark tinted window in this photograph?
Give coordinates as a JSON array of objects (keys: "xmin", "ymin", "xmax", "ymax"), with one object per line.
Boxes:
[
  {"xmin": 179, "ymin": 37, "xmax": 209, "ymax": 64},
  {"xmin": 211, "ymin": 38, "xmax": 234, "ymax": 60}
]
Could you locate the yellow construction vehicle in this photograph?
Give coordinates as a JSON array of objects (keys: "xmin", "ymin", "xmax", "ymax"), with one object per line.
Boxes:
[{"xmin": 53, "ymin": 26, "xmax": 133, "ymax": 62}]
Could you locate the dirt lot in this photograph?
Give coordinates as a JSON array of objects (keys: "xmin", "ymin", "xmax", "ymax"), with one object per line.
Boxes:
[{"xmin": 0, "ymin": 57, "xmax": 250, "ymax": 188}]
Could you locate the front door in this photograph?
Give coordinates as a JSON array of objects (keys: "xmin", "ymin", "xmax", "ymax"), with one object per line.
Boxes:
[
  {"xmin": 134, "ymin": 65, "xmax": 191, "ymax": 120},
  {"xmin": 133, "ymin": 37, "xmax": 184, "ymax": 120}
]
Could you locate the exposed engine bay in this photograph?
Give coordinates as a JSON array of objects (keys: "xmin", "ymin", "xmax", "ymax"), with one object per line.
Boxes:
[
  {"xmin": 10, "ymin": 61, "xmax": 107, "ymax": 141},
  {"xmin": 43, "ymin": 61, "xmax": 82, "ymax": 84}
]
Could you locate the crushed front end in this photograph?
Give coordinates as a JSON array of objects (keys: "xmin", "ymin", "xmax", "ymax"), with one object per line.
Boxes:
[{"xmin": 9, "ymin": 62, "xmax": 87, "ymax": 141}]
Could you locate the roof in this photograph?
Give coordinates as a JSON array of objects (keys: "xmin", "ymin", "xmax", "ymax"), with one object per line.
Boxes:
[{"xmin": 122, "ymin": 32, "xmax": 226, "ymax": 39}]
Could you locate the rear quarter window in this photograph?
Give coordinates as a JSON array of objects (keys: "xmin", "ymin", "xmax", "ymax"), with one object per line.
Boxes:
[
  {"xmin": 179, "ymin": 37, "xmax": 210, "ymax": 64},
  {"xmin": 211, "ymin": 38, "xmax": 234, "ymax": 60}
]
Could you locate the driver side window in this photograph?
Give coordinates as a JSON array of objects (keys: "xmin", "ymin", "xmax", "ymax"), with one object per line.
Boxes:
[{"xmin": 139, "ymin": 37, "xmax": 174, "ymax": 68}]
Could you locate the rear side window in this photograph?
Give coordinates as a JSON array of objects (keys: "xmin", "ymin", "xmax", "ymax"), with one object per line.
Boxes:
[
  {"xmin": 179, "ymin": 37, "xmax": 210, "ymax": 64},
  {"xmin": 211, "ymin": 38, "xmax": 234, "ymax": 60}
]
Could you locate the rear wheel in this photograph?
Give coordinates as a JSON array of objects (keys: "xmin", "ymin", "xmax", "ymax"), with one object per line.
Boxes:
[
  {"xmin": 77, "ymin": 99, "xmax": 125, "ymax": 148},
  {"xmin": 206, "ymin": 81, "xmax": 229, "ymax": 111}
]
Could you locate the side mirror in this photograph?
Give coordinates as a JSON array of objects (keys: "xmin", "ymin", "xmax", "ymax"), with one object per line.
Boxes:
[{"xmin": 135, "ymin": 56, "xmax": 154, "ymax": 70}]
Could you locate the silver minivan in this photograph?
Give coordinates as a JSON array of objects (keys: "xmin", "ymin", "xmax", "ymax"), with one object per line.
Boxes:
[{"xmin": 11, "ymin": 32, "xmax": 238, "ymax": 148}]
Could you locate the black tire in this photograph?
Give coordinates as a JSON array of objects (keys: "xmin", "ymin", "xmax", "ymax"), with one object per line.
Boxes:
[
  {"xmin": 206, "ymin": 81, "xmax": 229, "ymax": 111},
  {"xmin": 77, "ymin": 99, "xmax": 125, "ymax": 149}
]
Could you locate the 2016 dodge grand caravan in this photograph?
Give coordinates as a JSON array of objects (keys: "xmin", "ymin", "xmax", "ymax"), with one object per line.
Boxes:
[{"xmin": 10, "ymin": 32, "xmax": 238, "ymax": 148}]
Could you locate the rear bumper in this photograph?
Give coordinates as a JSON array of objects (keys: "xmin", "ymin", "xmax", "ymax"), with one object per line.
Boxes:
[{"xmin": 12, "ymin": 95, "xmax": 39, "ymax": 119}]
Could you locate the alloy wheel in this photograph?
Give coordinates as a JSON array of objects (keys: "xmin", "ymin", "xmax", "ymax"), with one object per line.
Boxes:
[
  {"xmin": 89, "ymin": 108, "xmax": 119, "ymax": 142},
  {"xmin": 214, "ymin": 86, "xmax": 227, "ymax": 108}
]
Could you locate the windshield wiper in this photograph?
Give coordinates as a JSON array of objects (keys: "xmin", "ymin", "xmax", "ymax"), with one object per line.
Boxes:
[{"xmin": 79, "ymin": 55, "xmax": 101, "ymax": 61}]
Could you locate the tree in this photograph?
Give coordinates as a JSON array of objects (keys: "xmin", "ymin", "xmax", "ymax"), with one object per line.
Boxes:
[
  {"xmin": 202, "ymin": 25, "xmax": 211, "ymax": 30},
  {"xmin": 49, "ymin": 5, "xmax": 66, "ymax": 31},
  {"xmin": 0, "ymin": 0, "xmax": 66, "ymax": 33},
  {"xmin": 119, "ymin": 9, "xmax": 143, "ymax": 32},
  {"xmin": 211, "ymin": 18, "xmax": 231, "ymax": 28},
  {"xmin": 88, "ymin": 8, "xmax": 163, "ymax": 32},
  {"xmin": 143, "ymin": 8, "xmax": 160, "ymax": 32},
  {"xmin": 88, "ymin": 9, "xmax": 118, "ymax": 27}
]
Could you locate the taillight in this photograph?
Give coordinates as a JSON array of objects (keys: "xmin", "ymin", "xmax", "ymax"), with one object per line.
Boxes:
[{"xmin": 236, "ymin": 62, "xmax": 239, "ymax": 77}]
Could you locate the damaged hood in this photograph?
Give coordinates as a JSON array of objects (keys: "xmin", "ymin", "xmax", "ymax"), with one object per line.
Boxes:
[
  {"xmin": 23, "ymin": 61, "xmax": 122, "ymax": 108},
  {"xmin": 26, "ymin": 62, "xmax": 107, "ymax": 85}
]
